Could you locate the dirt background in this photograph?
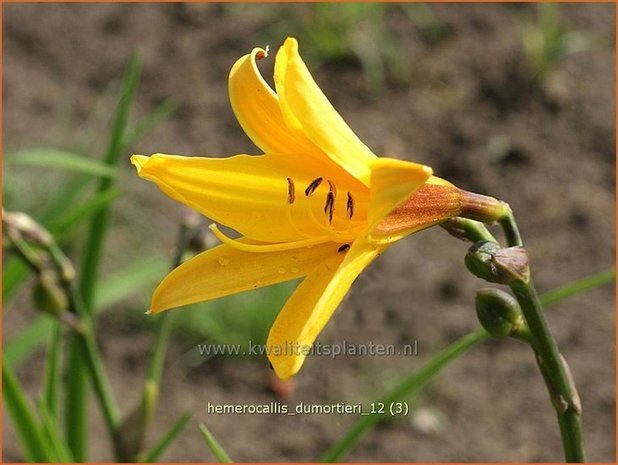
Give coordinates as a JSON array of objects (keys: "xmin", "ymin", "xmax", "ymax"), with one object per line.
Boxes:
[{"xmin": 3, "ymin": 3, "xmax": 616, "ymax": 462}]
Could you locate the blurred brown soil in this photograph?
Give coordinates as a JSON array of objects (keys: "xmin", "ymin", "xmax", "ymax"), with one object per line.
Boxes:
[{"xmin": 3, "ymin": 3, "xmax": 615, "ymax": 462}]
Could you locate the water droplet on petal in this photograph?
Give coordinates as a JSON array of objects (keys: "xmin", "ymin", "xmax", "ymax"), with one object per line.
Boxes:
[
  {"xmin": 290, "ymin": 267, "xmax": 300, "ymax": 273},
  {"xmin": 277, "ymin": 267, "xmax": 287, "ymax": 275},
  {"xmin": 218, "ymin": 257, "xmax": 230, "ymax": 266}
]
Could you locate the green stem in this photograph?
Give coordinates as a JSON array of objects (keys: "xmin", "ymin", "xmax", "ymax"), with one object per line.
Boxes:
[
  {"xmin": 501, "ymin": 209, "xmax": 585, "ymax": 462},
  {"xmin": 42, "ymin": 322, "xmax": 62, "ymax": 421},
  {"xmin": 67, "ymin": 286, "xmax": 121, "ymax": 445},
  {"xmin": 510, "ymin": 279, "xmax": 585, "ymax": 462},
  {"xmin": 499, "ymin": 203, "xmax": 523, "ymax": 247},
  {"xmin": 441, "ymin": 217, "xmax": 498, "ymax": 243},
  {"xmin": 65, "ymin": 335, "xmax": 88, "ymax": 461}
]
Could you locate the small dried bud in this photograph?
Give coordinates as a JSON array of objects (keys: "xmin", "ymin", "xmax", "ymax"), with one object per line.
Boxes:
[
  {"xmin": 475, "ymin": 288, "xmax": 524, "ymax": 338},
  {"xmin": 465, "ymin": 241, "xmax": 530, "ymax": 285},
  {"xmin": 3, "ymin": 211, "xmax": 53, "ymax": 246},
  {"xmin": 33, "ymin": 271, "xmax": 68, "ymax": 315}
]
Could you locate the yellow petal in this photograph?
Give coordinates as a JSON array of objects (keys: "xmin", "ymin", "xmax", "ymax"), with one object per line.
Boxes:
[
  {"xmin": 228, "ymin": 47, "xmax": 317, "ymax": 155},
  {"xmin": 149, "ymin": 240, "xmax": 342, "ymax": 314},
  {"xmin": 131, "ymin": 152, "xmax": 360, "ymax": 242},
  {"xmin": 267, "ymin": 238, "xmax": 383, "ymax": 379},
  {"xmin": 367, "ymin": 157, "xmax": 433, "ymax": 234},
  {"xmin": 274, "ymin": 37, "xmax": 376, "ymax": 186}
]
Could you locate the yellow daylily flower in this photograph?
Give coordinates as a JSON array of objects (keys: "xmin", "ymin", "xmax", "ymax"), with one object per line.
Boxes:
[{"xmin": 132, "ymin": 38, "xmax": 494, "ymax": 379}]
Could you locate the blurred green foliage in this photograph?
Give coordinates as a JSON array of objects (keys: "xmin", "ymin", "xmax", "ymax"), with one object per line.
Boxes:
[{"xmin": 519, "ymin": 3, "xmax": 594, "ymax": 82}]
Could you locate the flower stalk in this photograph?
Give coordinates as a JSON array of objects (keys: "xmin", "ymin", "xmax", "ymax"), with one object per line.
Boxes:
[
  {"xmin": 510, "ymin": 277, "xmax": 585, "ymax": 462},
  {"xmin": 465, "ymin": 207, "xmax": 586, "ymax": 462},
  {"xmin": 2, "ymin": 209, "xmax": 121, "ymax": 452}
]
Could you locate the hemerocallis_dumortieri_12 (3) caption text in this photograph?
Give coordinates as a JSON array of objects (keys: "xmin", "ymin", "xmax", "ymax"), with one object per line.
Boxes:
[{"xmin": 132, "ymin": 37, "xmax": 505, "ymax": 379}]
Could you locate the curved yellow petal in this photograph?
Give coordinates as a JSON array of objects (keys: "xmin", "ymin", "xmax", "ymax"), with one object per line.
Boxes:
[
  {"xmin": 267, "ymin": 238, "xmax": 383, "ymax": 379},
  {"xmin": 228, "ymin": 47, "xmax": 317, "ymax": 155},
  {"xmin": 149, "ymin": 240, "xmax": 342, "ymax": 314},
  {"xmin": 367, "ymin": 157, "xmax": 433, "ymax": 235},
  {"xmin": 274, "ymin": 37, "xmax": 376, "ymax": 186},
  {"xmin": 131, "ymin": 152, "xmax": 362, "ymax": 242}
]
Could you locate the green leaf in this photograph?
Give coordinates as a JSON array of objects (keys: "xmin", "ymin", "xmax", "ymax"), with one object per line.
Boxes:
[
  {"xmin": 141, "ymin": 412, "xmax": 191, "ymax": 463},
  {"xmin": 4, "ymin": 317, "xmax": 54, "ymax": 365},
  {"xmin": 68, "ymin": 52, "xmax": 141, "ymax": 460},
  {"xmin": 51, "ymin": 188, "xmax": 120, "ymax": 241},
  {"xmin": 199, "ymin": 423, "xmax": 233, "ymax": 463},
  {"xmin": 123, "ymin": 100, "xmax": 178, "ymax": 153},
  {"xmin": 94, "ymin": 255, "xmax": 169, "ymax": 310},
  {"xmin": 3, "ymin": 362, "xmax": 51, "ymax": 462},
  {"xmin": 7, "ymin": 149, "xmax": 118, "ymax": 178},
  {"xmin": 321, "ymin": 331, "xmax": 487, "ymax": 462},
  {"xmin": 540, "ymin": 268, "xmax": 615, "ymax": 307},
  {"xmin": 2, "ymin": 257, "xmax": 30, "ymax": 304},
  {"xmin": 37, "ymin": 398, "xmax": 74, "ymax": 462},
  {"xmin": 78, "ymin": 51, "xmax": 141, "ymax": 310}
]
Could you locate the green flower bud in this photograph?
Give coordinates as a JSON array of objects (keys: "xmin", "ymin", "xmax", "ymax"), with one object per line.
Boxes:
[
  {"xmin": 465, "ymin": 241, "xmax": 530, "ymax": 284},
  {"xmin": 33, "ymin": 271, "xmax": 68, "ymax": 316},
  {"xmin": 465, "ymin": 241, "xmax": 502, "ymax": 281},
  {"xmin": 475, "ymin": 288, "xmax": 524, "ymax": 338}
]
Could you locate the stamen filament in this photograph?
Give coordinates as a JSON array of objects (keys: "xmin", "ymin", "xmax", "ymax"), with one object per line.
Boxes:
[{"xmin": 209, "ymin": 224, "xmax": 329, "ymax": 253}]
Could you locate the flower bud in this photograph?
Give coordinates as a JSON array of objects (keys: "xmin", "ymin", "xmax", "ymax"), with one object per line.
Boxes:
[
  {"xmin": 459, "ymin": 190, "xmax": 508, "ymax": 223},
  {"xmin": 465, "ymin": 241, "xmax": 530, "ymax": 284},
  {"xmin": 33, "ymin": 270, "xmax": 69, "ymax": 316},
  {"xmin": 475, "ymin": 288, "xmax": 524, "ymax": 338}
]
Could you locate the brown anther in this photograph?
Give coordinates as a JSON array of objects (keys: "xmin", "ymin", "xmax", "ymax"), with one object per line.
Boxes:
[
  {"xmin": 338, "ymin": 243, "xmax": 350, "ymax": 253},
  {"xmin": 324, "ymin": 192, "xmax": 335, "ymax": 223},
  {"xmin": 304, "ymin": 177, "xmax": 323, "ymax": 196},
  {"xmin": 346, "ymin": 192, "xmax": 354, "ymax": 219},
  {"xmin": 287, "ymin": 178, "xmax": 296, "ymax": 204}
]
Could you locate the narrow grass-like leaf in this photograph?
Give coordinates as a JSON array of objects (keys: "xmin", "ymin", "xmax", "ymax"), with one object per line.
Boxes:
[
  {"xmin": 141, "ymin": 412, "xmax": 191, "ymax": 463},
  {"xmin": 51, "ymin": 188, "xmax": 120, "ymax": 240},
  {"xmin": 122, "ymin": 100, "xmax": 177, "ymax": 153},
  {"xmin": 37, "ymin": 398, "xmax": 74, "ymax": 462},
  {"xmin": 540, "ymin": 268, "xmax": 615, "ymax": 307},
  {"xmin": 67, "ymin": 53, "xmax": 140, "ymax": 459},
  {"xmin": 3, "ymin": 362, "xmax": 51, "ymax": 462},
  {"xmin": 2, "ymin": 258, "xmax": 30, "ymax": 304},
  {"xmin": 321, "ymin": 268, "xmax": 616, "ymax": 462},
  {"xmin": 79, "ymin": 52, "xmax": 141, "ymax": 310},
  {"xmin": 42, "ymin": 323, "xmax": 62, "ymax": 419},
  {"xmin": 7, "ymin": 149, "xmax": 118, "ymax": 178},
  {"xmin": 4, "ymin": 317, "xmax": 54, "ymax": 365},
  {"xmin": 94, "ymin": 255, "xmax": 169, "ymax": 310},
  {"xmin": 321, "ymin": 330, "xmax": 487, "ymax": 462},
  {"xmin": 199, "ymin": 423, "xmax": 233, "ymax": 463}
]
